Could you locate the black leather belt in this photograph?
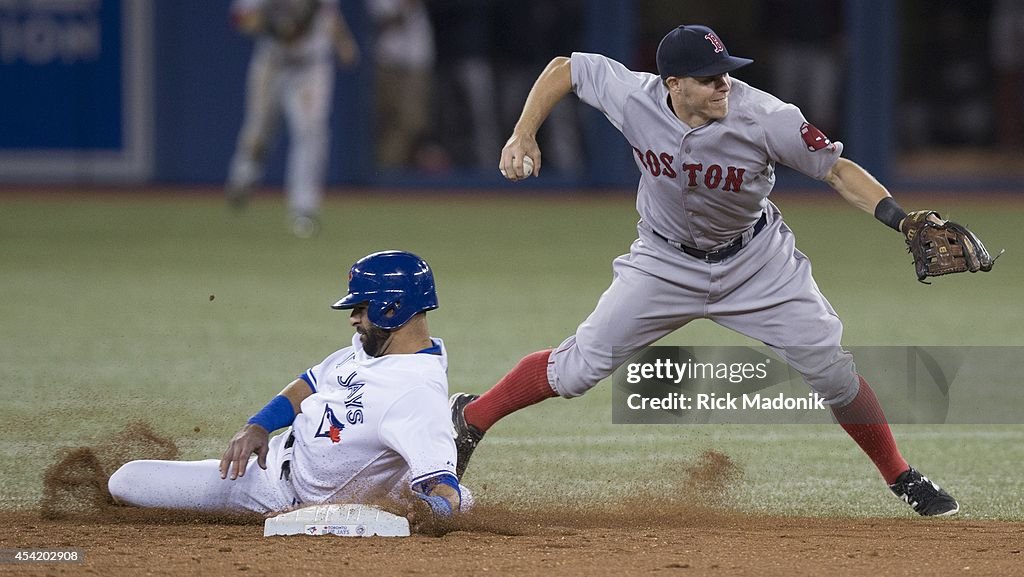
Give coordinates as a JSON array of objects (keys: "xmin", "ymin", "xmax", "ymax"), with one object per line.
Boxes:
[{"xmin": 652, "ymin": 212, "xmax": 767, "ymax": 263}]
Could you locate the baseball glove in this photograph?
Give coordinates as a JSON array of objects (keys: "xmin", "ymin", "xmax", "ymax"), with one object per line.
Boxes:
[{"xmin": 901, "ymin": 210, "xmax": 996, "ymax": 283}]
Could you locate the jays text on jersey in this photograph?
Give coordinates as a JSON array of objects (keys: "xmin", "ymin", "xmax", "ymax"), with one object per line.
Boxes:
[
  {"xmin": 107, "ymin": 333, "xmax": 458, "ymax": 514},
  {"xmin": 291, "ymin": 333, "xmax": 458, "ymax": 505}
]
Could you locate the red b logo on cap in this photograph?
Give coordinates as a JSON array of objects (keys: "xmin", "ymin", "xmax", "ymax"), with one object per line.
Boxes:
[{"xmin": 704, "ymin": 32, "xmax": 725, "ymax": 53}]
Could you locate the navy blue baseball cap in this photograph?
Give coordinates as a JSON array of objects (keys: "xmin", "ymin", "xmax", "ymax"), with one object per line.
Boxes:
[{"xmin": 656, "ymin": 25, "xmax": 753, "ymax": 79}]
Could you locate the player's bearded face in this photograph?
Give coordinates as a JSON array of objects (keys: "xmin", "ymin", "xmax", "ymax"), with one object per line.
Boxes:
[
  {"xmin": 359, "ymin": 324, "xmax": 392, "ymax": 356},
  {"xmin": 350, "ymin": 305, "xmax": 393, "ymax": 356}
]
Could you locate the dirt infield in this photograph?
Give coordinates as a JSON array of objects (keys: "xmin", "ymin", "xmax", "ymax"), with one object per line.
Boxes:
[
  {"xmin": 1, "ymin": 425, "xmax": 1017, "ymax": 576},
  {"xmin": 2, "ymin": 508, "xmax": 1021, "ymax": 576}
]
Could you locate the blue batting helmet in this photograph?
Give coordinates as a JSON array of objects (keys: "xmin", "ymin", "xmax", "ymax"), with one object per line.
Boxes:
[{"xmin": 331, "ymin": 250, "xmax": 439, "ymax": 330}]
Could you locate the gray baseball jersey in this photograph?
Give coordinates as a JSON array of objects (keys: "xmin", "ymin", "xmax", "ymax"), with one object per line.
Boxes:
[
  {"xmin": 546, "ymin": 52, "xmax": 858, "ymax": 404},
  {"xmin": 571, "ymin": 52, "xmax": 842, "ymax": 249}
]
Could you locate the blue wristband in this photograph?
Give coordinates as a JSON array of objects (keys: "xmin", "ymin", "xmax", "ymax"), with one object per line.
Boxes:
[{"xmin": 247, "ymin": 395, "xmax": 296, "ymax": 432}]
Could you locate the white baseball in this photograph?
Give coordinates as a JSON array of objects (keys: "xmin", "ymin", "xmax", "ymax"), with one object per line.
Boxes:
[{"xmin": 522, "ymin": 155, "xmax": 534, "ymax": 177}]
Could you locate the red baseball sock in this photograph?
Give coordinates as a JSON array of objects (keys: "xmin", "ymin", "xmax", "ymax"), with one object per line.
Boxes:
[
  {"xmin": 464, "ymin": 349, "xmax": 556, "ymax": 432},
  {"xmin": 831, "ymin": 375, "xmax": 909, "ymax": 484}
]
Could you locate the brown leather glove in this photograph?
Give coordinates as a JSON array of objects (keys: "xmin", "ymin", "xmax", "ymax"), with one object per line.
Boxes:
[{"xmin": 901, "ymin": 210, "xmax": 996, "ymax": 283}]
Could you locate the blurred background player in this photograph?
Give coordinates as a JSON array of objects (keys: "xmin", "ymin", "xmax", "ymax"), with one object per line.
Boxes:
[
  {"xmin": 990, "ymin": 0, "xmax": 1024, "ymax": 150},
  {"xmin": 368, "ymin": 0, "xmax": 435, "ymax": 170},
  {"xmin": 109, "ymin": 250, "xmax": 470, "ymax": 519},
  {"xmin": 226, "ymin": 0, "xmax": 359, "ymax": 238},
  {"xmin": 426, "ymin": 0, "xmax": 500, "ymax": 171}
]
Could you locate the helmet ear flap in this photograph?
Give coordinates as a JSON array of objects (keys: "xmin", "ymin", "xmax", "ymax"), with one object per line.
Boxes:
[
  {"xmin": 367, "ymin": 300, "xmax": 401, "ymax": 330},
  {"xmin": 383, "ymin": 300, "xmax": 400, "ymax": 321}
]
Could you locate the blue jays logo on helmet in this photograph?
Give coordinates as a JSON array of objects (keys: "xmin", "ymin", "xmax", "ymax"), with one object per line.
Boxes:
[{"xmin": 331, "ymin": 250, "xmax": 439, "ymax": 330}]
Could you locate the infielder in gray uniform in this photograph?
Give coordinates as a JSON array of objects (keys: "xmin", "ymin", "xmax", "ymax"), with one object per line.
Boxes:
[
  {"xmin": 451, "ymin": 25, "xmax": 960, "ymax": 516},
  {"xmin": 227, "ymin": 0, "xmax": 359, "ymax": 238}
]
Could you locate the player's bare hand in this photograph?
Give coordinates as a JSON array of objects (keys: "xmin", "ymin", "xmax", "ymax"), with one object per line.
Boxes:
[
  {"xmin": 219, "ymin": 424, "xmax": 270, "ymax": 480},
  {"xmin": 499, "ymin": 134, "xmax": 541, "ymax": 181}
]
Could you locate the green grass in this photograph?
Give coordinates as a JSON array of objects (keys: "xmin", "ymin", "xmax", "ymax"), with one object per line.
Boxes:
[{"xmin": 1, "ymin": 191, "xmax": 1022, "ymax": 519}]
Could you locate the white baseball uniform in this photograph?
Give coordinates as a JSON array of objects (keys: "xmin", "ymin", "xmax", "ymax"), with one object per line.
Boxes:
[
  {"xmin": 547, "ymin": 52, "xmax": 858, "ymax": 405},
  {"xmin": 227, "ymin": 0, "xmax": 339, "ymax": 218},
  {"xmin": 108, "ymin": 334, "xmax": 468, "ymax": 514}
]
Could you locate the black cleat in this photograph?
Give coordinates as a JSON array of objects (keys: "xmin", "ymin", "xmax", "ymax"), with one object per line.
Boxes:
[
  {"xmin": 889, "ymin": 467, "xmax": 960, "ymax": 516},
  {"xmin": 449, "ymin": 393, "xmax": 484, "ymax": 480}
]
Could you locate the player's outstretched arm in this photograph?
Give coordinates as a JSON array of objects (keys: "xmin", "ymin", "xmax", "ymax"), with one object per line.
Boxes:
[
  {"xmin": 823, "ymin": 157, "xmax": 892, "ymax": 216},
  {"xmin": 219, "ymin": 378, "xmax": 311, "ymax": 480},
  {"xmin": 824, "ymin": 156, "xmax": 946, "ymax": 230},
  {"xmin": 825, "ymin": 157, "xmax": 998, "ymax": 281},
  {"xmin": 500, "ymin": 56, "xmax": 573, "ymax": 181}
]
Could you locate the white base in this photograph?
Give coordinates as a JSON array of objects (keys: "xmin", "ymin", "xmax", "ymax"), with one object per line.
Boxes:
[{"xmin": 264, "ymin": 504, "xmax": 411, "ymax": 537}]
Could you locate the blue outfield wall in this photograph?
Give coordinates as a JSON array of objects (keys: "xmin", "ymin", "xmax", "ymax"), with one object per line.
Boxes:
[
  {"xmin": 0, "ymin": 1, "xmax": 123, "ymax": 150},
  {"xmin": 152, "ymin": 0, "xmax": 247, "ymax": 185},
  {"xmin": 151, "ymin": 0, "xmax": 639, "ymax": 189},
  {"xmin": 0, "ymin": 0, "xmax": 152, "ymax": 182},
  {"xmin": 152, "ymin": 0, "xmax": 372, "ymax": 187},
  {"xmin": 1, "ymin": 0, "xmax": 913, "ymax": 189}
]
